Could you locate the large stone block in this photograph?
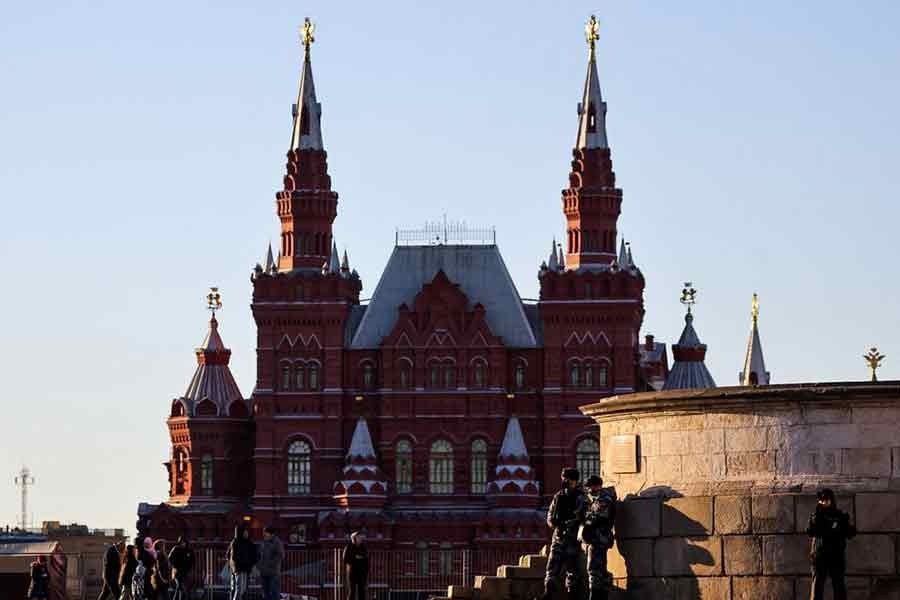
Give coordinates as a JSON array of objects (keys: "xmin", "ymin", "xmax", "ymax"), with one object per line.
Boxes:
[
  {"xmin": 802, "ymin": 406, "xmax": 852, "ymax": 424},
  {"xmin": 796, "ymin": 576, "xmax": 873, "ymax": 600},
  {"xmin": 519, "ymin": 555, "xmax": 547, "ymax": 570},
  {"xmin": 653, "ymin": 536, "xmax": 722, "ymax": 577},
  {"xmin": 856, "ymin": 493, "xmax": 900, "ymax": 532},
  {"xmin": 846, "ymin": 534, "xmax": 896, "ymax": 575},
  {"xmin": 662, "ymin": 497, "xmax": 713, "ymax": 536},
  {"xmin": 762, "ymin": 534, "xmax": 811, "ymax": 575},
  {"xmin": 724, "ymin": 427, "xmax": 768, "ymax": 452},
  {"xmin": 496, "ymin": 565, "xmax": 542, "ymax": 579},
  {"xmin": 685, "ymin": 577, "xmax": 731, "ymax": 600},
  {"xmin": 650, "ymin": 455, "xmax": 683, "ymax": 482},
  {"xmin": 607, "ymin": 539, "xmax": 652, "ymax": 578},
  {"xmin": 726, "ymin": 451, "xmax": 776, "ymax": 477},
  {"xmin": 724, "ymin": 535, "xmax": 762, "ymax": 575},
  {"xmin": 659, "ymin": 430, "xmax": 690, "ymax": 456},
  {"xmin": 617, "ymin": 497, "xmax": 661, "ymax": 538},
  {"xmin": 852, "ymin": 406, "xmax": 900, "ymax": 424},
  {"xmin": 715, "ymin": 495, "xmax": 751, "ymax": 534},
  {"xmin": 753, "ymin": 495, "xmax": 795, "ymax": 534},
  {"xmin": 732, "ymin": 576, "xmax": 795, "ymax": 599},
  {"xmin": 474, "ymin": 576, "xmax": 509, "ymax": 600},
  {"xmin": 682, "ymin": 454, "xmax": 727, "ymax": 481},
  {"xmin": 842, "ymin": 448, "xmax": 892, "ymax": 477},
  {"xmin": 621, "ymin": 577, "xmax": 677, "ymax": 600}
]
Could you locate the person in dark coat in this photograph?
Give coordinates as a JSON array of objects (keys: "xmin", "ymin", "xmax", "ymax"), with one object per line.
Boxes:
[
  {"xmin": 151, "ymin": 540, "xmax": 171, "ymax": 600},
  {"xmin": 168, "ymin": 536, "xmax": 195, "ymax": 600},
  {"xmin": 258, "ymin": 526, "xmax": 285, "ymax": 600},
  {"xmin": 540, "ymin": 468, "xmax": 586, "ymax": 600},
  {"xmin": 132, "ymin": 540, "xmax": 156, "ymax": 600},
  {"xmin": 342, "ymin": 531, "xmax": 369, "ymax": 600},
  {"xmin": 118, "ymin": 545, "xmax": 137, "ymax": 600},
  {"xmin": 99, "ymin": 541, "xmax": 123, "ymax": 600},
  {"xmin": 27, "ymin": 555, "xmax": 50, "ymax": 599},
  {"xmin": 226, "ymin": 523, "xmax": 258, "ymax": 600},
  {"xmin": 579, "ymin": 476, "xmax": 617, "ymax": 600},
  {"xmin": 807, "ymin": 488, "xmax": 856, "ymax": 600}
]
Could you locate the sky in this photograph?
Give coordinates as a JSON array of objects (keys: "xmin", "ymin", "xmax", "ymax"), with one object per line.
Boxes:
[{"xmin": 1, "ymin": 1, "xmax": 898, "ymax": 533}]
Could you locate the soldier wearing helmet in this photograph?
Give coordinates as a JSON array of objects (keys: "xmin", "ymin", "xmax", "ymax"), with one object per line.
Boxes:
[{"xmin": 540, "ymin": 467, "xmax": 586, "ymax": 600}]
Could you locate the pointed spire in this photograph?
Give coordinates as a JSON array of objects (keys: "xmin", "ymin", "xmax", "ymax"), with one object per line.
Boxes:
[
  {"xmin": 739, "ymin": 293, "xmax": 770, "ymax": 385},
  {"xmin": 333, "ymin": 417, "xmax": 387, "ymax": 508},
  {"xmin": 548, "ymin": 238, "xmax": 559, "ymax": 270},
  {"xmin": 341, "ymin": 249, "xmax": 350, "ymax": 274},
  {"xmin": 575, "ymin": 16, "xmax": 608, "ymax": 150},
  {"xmin": 328, "ymin": 240, "xmax": 340, "ymax": 274},
  {"xmin": 347, "ymin": 417, "xmax": 376, "ymax": 459},
  {"xmin": 557, "ymin": 243, "xmax": 566, "ymax": 271},
  {"xmin": 486, "ymin": 417, "xmax": 540, "ymax": 506},
  {"xmin": 618, "ymin": 239, "xmax": 628, "ymax": 266},
  {"xmin": 499, "ymin": 416, "xmax": 529, "ymax": 459},
  {"xmin": 625, "ymin": 242, "xmax": 635, "ymax": 269},
  {"xmin": 289, "ymin": 18, "xmax": 324, "ymax": 151},
  {"xmin": 264, "ymin": 242, "xmax": 275, "ymax": 272}
]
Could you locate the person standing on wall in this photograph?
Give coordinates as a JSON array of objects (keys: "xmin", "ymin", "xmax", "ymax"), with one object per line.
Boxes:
[
  {"xmin": 258, "ymin": 526, "xmax": 285, "ymax": 600},
  {"xmin": 578, "ymin": 476, "xmax": 617, "ymax": 600},
  {"xmin": 98, "ymin": 540, "xmax": 124, "ymax": 600},
  {"xmin": 343, "ymin": 531, "xmax": 369, "ymax": 600},
  {"xmin": 807, "ymin": 488, "xmax": 856, "ymax": 600},
  {"xmin": 227, "ymin": 523, "xmax": 258, "ymax": 600},
  {"xmin": 540, "ymin": 468, "xmax": 586, "ymax": 600},
  {"xmin": 168, "ymin": 536, "xmax": 195, "ymax": 600}
]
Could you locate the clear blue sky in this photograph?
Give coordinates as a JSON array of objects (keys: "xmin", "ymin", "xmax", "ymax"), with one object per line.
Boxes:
[{"xmin": 1, "ymin": 1, "xmax": 898, "ymax": 533}]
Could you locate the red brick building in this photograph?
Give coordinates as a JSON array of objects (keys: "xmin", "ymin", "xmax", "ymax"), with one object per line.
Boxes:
[{"xmin": 138, "ymin": 24, "xmax": 668, "ymax": 553}]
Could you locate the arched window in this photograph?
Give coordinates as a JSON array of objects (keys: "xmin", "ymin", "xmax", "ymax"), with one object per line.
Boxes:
[
  {"xmin": 395, "ymin": 440, "xmax": 413, "ymax": 494},
  {"xmin": 470, "ymin": 439, "xmax": 488, "ymax": 494},
  {"xmin": 515, "ymin": 363, "xmax": 526, "ymax": 389},
  {"xmin": 362, "ymin": 363, "xmax": 375, "ymax": 389},
  {"xmin": 430, "ymin": 364, "xmax": 440, "ymax": 388},
  {"xmin": 444, "ymin": 364, "xmax": 456, "ymax": 389},
  {"xmin": 598, "ymin": 364, "xmax": 608, "ymax": 387},
  {"xmin": 398, "ymin": 360, "xmax": 412, "ymax": 389},
  {"xmin": 200, "ymin": 454, "xmax": 214, "ymax": 495},
  {"xmin": 308, "ymin": 364, "xmax": 320, "ymax": 391},
  {"xmin": 429, "ymin": 440, "xmax": 454, "ymax": 494},
  {"xmin": 174, "ymin": 448, "xmax": 189, "ymax": 495},
  {"xmin": 282, "ymin": 363, "xmax": 292, "ymax": 391},
  {"xmin": 585, "ymin": 362, "xmax": 594, "ymax": 388},
  {"xmin": 295, "ymin": 364, "xmax": 306, "ymax": 390},
  {"xmin": 473, "ymin": 362, "xmax": 486, "ymax": 389},
  {"xmin": 569, "ymin": 361, "xmax": 580, "ymax": 387},
  {"xmin": 287, "ymin": 440, "xmax": 312, "ymax": 495},
  {"xmin": 576, "ymin": 438, "xmax": 601, "ymax": 481}
]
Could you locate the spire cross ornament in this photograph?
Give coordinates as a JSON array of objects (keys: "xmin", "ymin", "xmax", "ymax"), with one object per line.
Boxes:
[
  {"xmin": 751, "ymin": 293, "xmax": 760, "ymax": 326},
  {"xmin": 585, "ymin": 15, "xmax": 600, "ymax": 59},
  {"xmin": 301, "ymin": 17, "xmax": 315, "ymax": 59},
  {"xmin": 206, "ymin": 287, "xmax": 222, "ymax": 316},
  {"xmin": 680, "ymin": 281, "xmax": 697, "ymax": 315},
  {"xmin": 863, "ymin": 347, "xmax": 885, "ymax": 382}
]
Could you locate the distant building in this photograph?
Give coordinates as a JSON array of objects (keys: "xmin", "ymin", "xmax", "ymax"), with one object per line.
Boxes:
[{"xmin": 41, "ymin": 522, "xmax": 125, "ymax": 600}]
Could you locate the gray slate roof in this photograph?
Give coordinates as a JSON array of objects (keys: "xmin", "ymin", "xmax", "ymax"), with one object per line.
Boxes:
[
  {"xmin": 349, "ymin": 245, "xmax": 538, "ymax": 348},
  {"xmin": 664, "ymin": 313, "xmax": 716, "ymax": 391}
]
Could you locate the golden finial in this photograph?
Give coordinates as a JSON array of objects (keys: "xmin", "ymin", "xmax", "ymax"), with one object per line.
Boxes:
[
  {"xmin": 863, "ymin": 347, "xmax": 885, "ymax": 382},
  {"xmin": 206, "ymin": 286, "xmax": 222, "ymax": 316},
  {"xmin": 751, "ymin": 293, "xmax": 760, "ymax": 326},
  {"xmin": 680, "ymin": 281, "xmax": 697, "ymax": 315},
  {"xmin": 585, "ymin": 15, "xmax": 600, "ymax": 59},
  {"xmin": 301, "ymin": 17, "xmax": 315, "ymax": 60}
]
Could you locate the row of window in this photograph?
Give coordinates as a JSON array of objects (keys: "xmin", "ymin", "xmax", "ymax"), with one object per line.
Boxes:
[
  {"xmin": 568, "ymin": 362, "xmax": 610, "ymax": 388},
  {"xmin": 281, "ymin": 363, "xmax": 321, "ymax": 391}
]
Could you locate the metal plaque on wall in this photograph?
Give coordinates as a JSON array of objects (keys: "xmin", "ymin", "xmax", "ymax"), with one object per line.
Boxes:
[{"xmin": 609, "ymin": 434, "xmax": 638, "ymax": 473}]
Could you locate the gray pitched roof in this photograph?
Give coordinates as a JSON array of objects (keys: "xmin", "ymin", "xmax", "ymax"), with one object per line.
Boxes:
[{"xmin": 349, "ymin": 245, "xmax": 538, "ymax": 348}]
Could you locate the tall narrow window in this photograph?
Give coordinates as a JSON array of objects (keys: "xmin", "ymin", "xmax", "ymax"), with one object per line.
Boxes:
[
  {"xmin": 399, "ymin": 364, "xmax": 411, "ymax": 389},
  {"xmin": 429, "ymin": 440, "xmax": 454, "ymax": 494},
  {"xmin": 585, "ymin": 282, "xmax": 593, "ymax": 298},
  {"xmin": 395, "ymin": 440, "xmax": 413, "ymax": 494},
  {"xmin": 515, "ymin": 363, "xmax": 526, "ymax": 389},
  {"xmin": 440, "ymin": 544, "xmax": 454, "ymax": 576},
  {"xmin": 470, "ymin": 439, "xmax": 487, "ymax": 494},
  {"xmin": 308, "ymin": 365, "xmax": 320, "ymax": 390},
  {"xmin": 200, "ymin": 454, "xmax": 213, "ymax": 495},
  {"xmin": 287, "ymin": 441, "xmax": 311, "ymax": 495},
  {"xmin": 444, "ymin": 365, "xmax": 455, "ymax": 389},
  {"xmin": 282, "ymin": 364, "xmax": 292, "ymax": 391},
  {"xmin": 585, "ymin": 363, "xmax": 594, "ymax": 388},
  {"xmin": 576, "ymin": 438, "xmax": 600, "ymax": 481},
  {"xmin": 569, "ymin": 362, "xmax": 580, "ymax": 387},
  {"xmin": 362, "ymin": 363, "xmax": 375, "ymax": 389},
  {"xmin": 473, "ymin": 362, "xmax": 486, "ymax": 389},
  {"xmin": 295, "ymin": 364, "xmax": 305, "ymax": 390},
  {"xmin": 598, "ymin": 364, "xmax": 608, "ymax": 387},
  {"xmin": 416, "ymin": 542, "xmax": 429, "ymax": 576},
  {"xmin": 430, "ymin": 364, "xmax": 440, "ymax": 388}
]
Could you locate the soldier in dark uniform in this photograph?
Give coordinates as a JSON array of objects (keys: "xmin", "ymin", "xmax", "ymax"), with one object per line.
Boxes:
[
  {"xmin": 540, "ymin": 467, "xmax": 585, "ymax": 600},
  {"xmin": 807, "ymin": 488, "xmax": 855, "ymax": 600},
  {"xmin": 578, "ymin": 476, "xmax": 616, "ymax": 600}
]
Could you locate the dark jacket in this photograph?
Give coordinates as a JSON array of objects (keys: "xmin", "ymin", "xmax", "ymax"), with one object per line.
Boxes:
[
  {"xmin": 580, "ymin": 487, "xmax": 617, "ymax": 548},
  {"xmin": 27, "ymin": 561, "xmax": 49, "ymax": 598},
  {"xmin": 343, "ymin": 542, "xmax": 369, "ymax": 580},
  {"xmin": 547, "ymin": 486, "xmax": 585, "ymax": 540},
  {"xmin": 807, "ymin": 504, "xmax": 856, "ymax": 562},
  {"xmin": 103, "ymin": 545, "xmax": 121, "ymax": 584},
  {"xmin": 151, "ymin": 551, "xmax": 171, "ymax": 592},
  {"xmin": 119, "ymin": 551, "xmax": 138, "ymax": 592},
  {"xmin": 168, "ymin": 543, "xmax": 195, "ymax": 578},
  {"xmin": 227, "ymin": 525, "xmax": 259, "ymax": 574},
  {"xmin": 258, "ymin": 535, "xmax": 285, "ymax": 577},
  {"xmin": 133, "ymin": 550, "xmax": 156, "ymax": 600}
]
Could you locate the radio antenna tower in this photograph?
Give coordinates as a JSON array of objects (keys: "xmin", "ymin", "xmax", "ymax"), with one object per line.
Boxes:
[{"xmin": 14, "ymin": 466, "xmax": 35, "ymax": 531}]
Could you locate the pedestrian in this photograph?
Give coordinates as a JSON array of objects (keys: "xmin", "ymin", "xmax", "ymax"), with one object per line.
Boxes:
[
  {"xmin": 343, "ymin": 531, "xmax": 369, "ymax": 600},
  {"xmin": 168, "ymin": 536, "xmax": 195, "ymax": 600},
  {"xmin": 226, "ymin": 523, "xmax": 258, "ymax": 600},
  {"xmin": 540, "ymin": 467, "xmax": 586, "ymax": 600},
  {"xmin": 132, "ymin": 539, "xmax": 156, "ymax": 600},
  {"xmin": 258, "ymin": 526, "xmax": 285, "ymax": 600},
  {"xmin": 807, "ymin": 488, "xmax": 856, "ymax": 600},
  {"xmin": 151, "ymin": 540, "xmax": 171, "ymax": 600},
  {"xmin": 99, "ymin": 541, "xmax": 124, "ymax": 600},
  {"xmin": 578, "ymin": 476, "xmax": 616, "ymax": 600},
  {"xmin": 27, "ymin": 555, "xmax": 50, "ymax": 600},
  {"xmin": 119, "ymin": 545, "xmax": 137, "ymax": 600}
]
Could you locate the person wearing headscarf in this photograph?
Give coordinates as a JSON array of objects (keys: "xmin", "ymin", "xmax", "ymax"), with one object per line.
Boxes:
[
  {"xmin": 226, "ymin": 523, "xmax": 258, "ymax": 600},
  {"xmin": 27, "ymin": 555, "xmax": 49, "ymax": 599},
  {"xmin": 807, "ymin": 488, "xmax": 856, "ymax": 600}
]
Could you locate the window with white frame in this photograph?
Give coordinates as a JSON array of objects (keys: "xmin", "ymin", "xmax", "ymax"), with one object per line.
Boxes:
[
  {"xmin": 576, "ymin": 438, "xmax": 600, "ymax": 481},
  {"xmin": 287, "ymin": 440, "xmax": 312, "ymax": 495},
  {"xmin": 395, "ymin": 440, "xmax": 413, "ymax": 494},
  {"xmin": 429, "ymin": 440, "xmax": 454, "ymax": 494},
  {"xmin": 470, "ymin": 439, "xmax": 487, "ymax": 494}
]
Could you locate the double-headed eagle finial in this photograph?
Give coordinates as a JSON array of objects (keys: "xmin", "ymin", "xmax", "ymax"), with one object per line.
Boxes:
[
  {"xmin": 585, "ymin": 15, "xmax": 600, "ymax": 59},
  {"xmin": 680, "ymin": 282, "xmax": 697, "ymax": 315},
  {"xmin": 301, "ymin": 17, "xmax": 315, "ymax": 59},
  {"xmin": 863, "ymin": 347, "xmax": 885, "ymax": 382},
  {"xmin": 207, "ymin": 286, "xmax": 222, "ymax": 316}
]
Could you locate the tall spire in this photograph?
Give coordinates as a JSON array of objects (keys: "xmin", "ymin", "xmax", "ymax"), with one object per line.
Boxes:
[
  {"xmin": 333, "ymin": 417, "xmax": 388, "ymax": 508},
  {"xmin": 289, "ymin": 18, "xmax": 323, "ymax": 151},
  {"xmin": 739, "ymin": 293, "xmax": 770, "ymax": 385},
  {"xmin": 575, "ymin": 15, "xmax": 608, "ymax": 150}
]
